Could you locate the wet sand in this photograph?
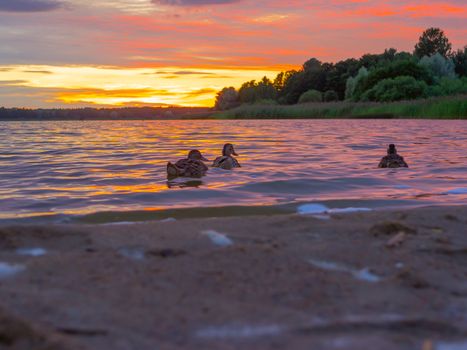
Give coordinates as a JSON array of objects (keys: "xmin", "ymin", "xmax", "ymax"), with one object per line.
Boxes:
[{"xmin": 0, "ymin": 206, "xmax": 466, "ymax": 350}]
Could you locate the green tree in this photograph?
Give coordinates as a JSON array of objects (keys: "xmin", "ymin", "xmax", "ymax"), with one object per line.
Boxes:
[
  {"xmin": 324, "ymin": 58, "xmax": 360, "ymax": 100},
  {"xmin": 324, "ymin": 90, "xmax": 339, "ymax": 102},
  {"xmin": 452, "ymin": 46, "xmax": 467, "ymax": 77},
  {"xmin": 278, "ymin": 58, "xmax": 328, "ymax": 104},
  {"xmin": 359, "ymin": 49, "xmax": 415, "ymax": 71},
  {"xmin": 303, "ymin": 58, "xmax": 322, "ymax": 72},
  {"xmin": 427, "ymin": 77, "xmax": 467, "ymax": 97},
  {"xmin": 273, "ymin": 70, "xmax": 297, "ymax": 99},
  {"xmin": 238, "ymin": 77, "xmax": 276, "ymax": 104},
  {"xmin": 345, "ymin": 67, "xmax": 368, "ymax": 100},
  {"xmin": 419, "ymin": 53, "xmax": 456, "ymax": 81},
  {"xmin": 414, "ymin": 28, "xmax": 452, "ymax": 58},
  {"xmin": 353, "ymin": 60, "xmax": 432, "ymax": 101},
  {"xmin": 361, "ymin": 76, "xmax": 428, "ymax": 102},
  {"xmin": 214, "ymin": 87, "xmax": 239, "ymax": 110},
  {"xmin": 298, "ymin": 89, "xmax": 322, "ymax": 103},
  {"xmin": 256, "ymin": 76, "xmax": 277, "ymax": 101},
  {"xmin": 238, "ymin": 80, "xmax": 257, "ymax": 104}
]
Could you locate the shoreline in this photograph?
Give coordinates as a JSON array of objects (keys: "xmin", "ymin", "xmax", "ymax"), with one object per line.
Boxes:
[
  {"xmin": 214, "ymin": 94, "xmax": 467, "ymax": 119},
  {"xmin": 1, "ymin": 95, "xmax": 466, "ymax": 121},
  {"xmin": 2, "ymin": 198, "xmax": 461, "ymax": 225},
  {"xmin": 0, "ymin": 205, "xmax": 466, "ymax": 349}
]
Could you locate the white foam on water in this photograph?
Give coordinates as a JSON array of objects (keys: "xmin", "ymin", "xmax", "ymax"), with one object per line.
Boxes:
[
  {"xmin": 101, "ymin": 221, "xmax": 136, "ymax": 226},
  {"xmin": 298, "ymin": 204, "xmax": 372, "ymax": 215},
  {"xmin": 308, "ymin": 259, "xmax": 381, "ymax": 283},
  {"xmin": 195, "ymin": 324, "xmax": 283, "ymax": 339},
  {"xmin": 312, "ymin": 214, "xmax": 331, "ymax": 220},
  {"xmin": 161, "ymin": 217, "xmax": 176, "ymax": 222},
  {"xmin": 297, "ymin": 204, "xmax": 329, "ymax": 215},
  {"xmin": 445, "ymin": 188, "xmax": 467, "ymax": 195},
  {"xmin": 202, "ymin": 230, "xmax": 233, "ymax": 247},
  {"xmin": 436, "ymin": 341, "xmax": 467, "ymax": 350},
  {"xmin": 327, "ymin": 207, "xmax": 372, "ymax": 214},
  {"xmin": 16, "ymin": 248, "xmax": 47, "ymax": 257},
  {"xmin": 0, "ymin": 262, "xmax": 25, "ymax": 279}
]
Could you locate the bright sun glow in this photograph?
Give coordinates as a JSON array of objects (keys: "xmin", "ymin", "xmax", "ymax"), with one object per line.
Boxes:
[{"xmin": 0, "ymin": 65, "xmax": 285, "ymax": 108}]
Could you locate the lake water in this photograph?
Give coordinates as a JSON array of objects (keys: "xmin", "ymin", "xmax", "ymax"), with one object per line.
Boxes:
[{"xmin": 0, "ymin": 120, "xmax": 466, "ymax": 223}]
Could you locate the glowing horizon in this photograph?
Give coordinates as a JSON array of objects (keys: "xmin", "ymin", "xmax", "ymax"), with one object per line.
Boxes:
[
  {"xmin": 0, "ymin": 65, "xmax": 286, "ymax": 107},
  {"xmin": 0, "ymin": 0, "xmax": 465, "ymax": 108}
]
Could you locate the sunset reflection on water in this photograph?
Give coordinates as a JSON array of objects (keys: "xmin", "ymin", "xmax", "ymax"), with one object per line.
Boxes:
[{"xmin": 0, "ymin": 120, "xmax": 466, "ymax": 221}]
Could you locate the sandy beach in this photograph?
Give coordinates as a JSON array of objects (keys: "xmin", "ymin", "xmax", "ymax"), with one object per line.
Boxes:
[{"xmin": 0, "ymin": 205, "xmax": 466, "ymax": 350}]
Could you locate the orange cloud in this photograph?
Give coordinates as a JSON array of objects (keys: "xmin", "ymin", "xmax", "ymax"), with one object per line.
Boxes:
[
  {"xmin": 404, "ymin": 3, "xmax": 466, "ymax": 18},
  {"xmin": 0, "ymin": 65, "xmax": 284, "ymax": 107},
  {"xmin": 1, "ymin": 0, "xmax": 466, "ymax": 108}
]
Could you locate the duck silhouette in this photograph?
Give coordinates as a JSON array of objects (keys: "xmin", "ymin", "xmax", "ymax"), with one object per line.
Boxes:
[
  {"xmin": 167, "ymin": 150, "xmax": 209, "ymax": 179},
  {"xmin": 378, "ymin": 144, "xmax": 408, "ymax": 168},
  {"xmin": 212, "ymin": 143, "xmax": 241, "ymax": 170}
]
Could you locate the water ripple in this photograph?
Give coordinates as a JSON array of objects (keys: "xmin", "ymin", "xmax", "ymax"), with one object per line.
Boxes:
[{"xmin": 0, "ymin": 120, "xmax": 466, "ymax": 221}]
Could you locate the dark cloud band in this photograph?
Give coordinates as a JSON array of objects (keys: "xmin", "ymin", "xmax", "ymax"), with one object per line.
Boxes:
[
  {"xmin": 0, "ymin": 0, "xmax": 64, "ymax": 12},
  {"xmin": 152, "ymin": 0, "xmax": 240, "ymax": 6},
  {"xmin": 154, "ymin": 70, "xmax": 215, "ymax": 75}
]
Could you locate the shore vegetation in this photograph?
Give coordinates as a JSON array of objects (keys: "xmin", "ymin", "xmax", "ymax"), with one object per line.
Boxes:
[
  {"xmin": 214, "ymin": 27, "xmax": 467, "ymax": 118},
  {"xmin": 214, "ymin": 95, "xmax": 467, "ymax": 119}
]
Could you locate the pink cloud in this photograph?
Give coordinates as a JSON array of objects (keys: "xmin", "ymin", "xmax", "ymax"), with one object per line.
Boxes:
[{"xmin": 0, "ymin": 0, "xmax": 465, "ymax": 67}]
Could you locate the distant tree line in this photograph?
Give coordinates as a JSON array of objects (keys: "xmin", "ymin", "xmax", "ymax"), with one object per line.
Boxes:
[
  {"xmin": 0, "ymin": 106, "xmax": 213, "ymax": 120},
  {"xmin": 215, "ymin": 28, "xmax": 467, "ymax": 110}
]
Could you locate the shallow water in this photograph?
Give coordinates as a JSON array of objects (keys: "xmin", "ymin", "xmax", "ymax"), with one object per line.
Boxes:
[{"xmin": 0, "ymin": 120, "xmax": 466, "ymax": 223}]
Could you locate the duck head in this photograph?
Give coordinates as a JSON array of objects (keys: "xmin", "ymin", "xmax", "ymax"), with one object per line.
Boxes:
[
  {"xmin": 387, "ymin": 144, "xmax": 397, "ymax": 155},
  {"xmin": 222, "ymin": 143, "xmax": 238, "ymax": 157},
  {"xmin": 188, "ymin": 149, "xmax": 208, "ymax": 161}
]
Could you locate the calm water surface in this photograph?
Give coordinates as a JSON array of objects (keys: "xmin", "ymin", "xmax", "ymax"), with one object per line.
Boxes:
[{"xmin": 0, "ymin": 120, "xmax": 466, "ymax": 222}]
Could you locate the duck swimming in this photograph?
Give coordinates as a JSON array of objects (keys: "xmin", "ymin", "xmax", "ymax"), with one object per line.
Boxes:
[
  {"xmin": 167, "ymin": 150, "xmax": 209, "ymax": 179},
  {"xmin": 212, "ymin": 143, "xmax": 241, "ymax": 170},
  {"xmin": 378, "ymin": 144, "xmax": 408, "ymax": 168}
]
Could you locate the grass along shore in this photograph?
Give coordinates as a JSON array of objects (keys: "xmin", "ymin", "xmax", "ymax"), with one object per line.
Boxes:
[
  {"xmin": 1, "ymin": 95, "xmax": 465, "ymax": 121},
  {"xmin": 214, "ymin": 94, "xmax": 467, "ymax": 119}
]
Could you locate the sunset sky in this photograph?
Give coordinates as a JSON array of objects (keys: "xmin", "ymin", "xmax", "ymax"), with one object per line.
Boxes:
[{"xmin": 0, "ymin": 0, "xmax": 466, "ymax": 108}]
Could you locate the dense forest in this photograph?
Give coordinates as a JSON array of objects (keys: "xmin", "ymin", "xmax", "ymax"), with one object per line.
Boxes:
[{"xmin": 214, "ymin": 28, "xmax": 467, "ymax": 110}]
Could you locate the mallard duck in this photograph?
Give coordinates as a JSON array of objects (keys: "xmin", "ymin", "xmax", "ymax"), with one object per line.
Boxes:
[
  {"xmin": 212, "ymin": 143, "xmax": 241, "ymax": 170},
  {"xmin": 167, "ymin": 150, "xmax": 209, "ymax": 179},
  {"xmin": 378, "ymin": 144, "xmax": 408, "ymax": 168}
]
